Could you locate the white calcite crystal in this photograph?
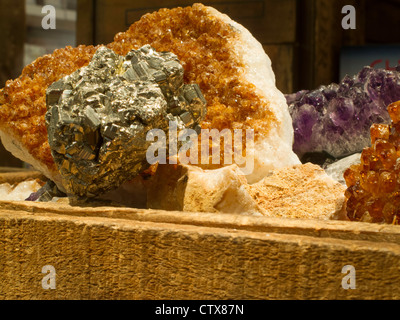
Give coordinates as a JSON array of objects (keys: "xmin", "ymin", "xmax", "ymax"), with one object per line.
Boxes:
[
  {"xmin": 202, "ymin": 6, "xmax": 301, "ymax": 182},
  {"xmin": 0, "ymin": 180, "xmax": 42, "ymax": 201},
  {"xmin": 324, "ymin": 153, "xmax": 361, "ymax": 185}
]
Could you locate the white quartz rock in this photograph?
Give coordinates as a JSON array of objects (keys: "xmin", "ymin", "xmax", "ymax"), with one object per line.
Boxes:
[
  {"xmin": 324, "ymin": 153, "xmax": 361, "ymax": 185},
  {"xmin": 147, "ymin": 163, "xmax": 264, "ymax": 216},
  {"xmin": 202, "ymin": 6, "xmax": 301, "ymax": 183}
]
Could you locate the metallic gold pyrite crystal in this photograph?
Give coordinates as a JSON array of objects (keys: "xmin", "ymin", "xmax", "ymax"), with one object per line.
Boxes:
[{"xmin": 45, "ymin": 45, "xmax": 206, "ymax": 198}]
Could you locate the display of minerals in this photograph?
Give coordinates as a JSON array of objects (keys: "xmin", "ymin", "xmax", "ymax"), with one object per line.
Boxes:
[
  {"xmin": 0, "ymin": 3, "xmax": 299, "ymax": 192},
  {"xmin": 45, "ymin": 45, "xmax": 206, "ymax": 197},
  {"xmin": 344, "ymin": 100, "xmax": 400, "ymax": 224},
  {"xmin": 287, "ymin": 66, "xmax": 400, "ymax": 161},
  {"xmin": 1, "ymin": 2, "xmax": 397, "ymax": 224}
]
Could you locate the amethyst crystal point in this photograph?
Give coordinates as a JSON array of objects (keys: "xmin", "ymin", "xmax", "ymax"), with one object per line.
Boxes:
[{"xmin": 287, "ymin": 66, "xmax": 400, "ymax": 159}]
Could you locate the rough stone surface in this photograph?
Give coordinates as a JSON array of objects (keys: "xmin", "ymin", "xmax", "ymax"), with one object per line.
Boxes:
[
  {"xmin": 147, "ymin": 164, "xmax": 264, "ymax": 215},
  {"xmin": 248, "ymin": 163, "xmax": 347, "ymax": 220},
  {"xmin": 146, "ymin": 162, "xmax": 346, "ymax": 220},
  {"xmin": 287, "ymin": 66, "xmax": 400, "ymax": 160},
  {"xmin": 45, "ymin": 45, "xmax": 206, "ymax": 198}
]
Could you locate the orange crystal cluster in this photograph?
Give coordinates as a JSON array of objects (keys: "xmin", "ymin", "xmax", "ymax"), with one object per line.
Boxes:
[
  {"xmin": 0, "ymin": 45, "xmax": 99, "ymax": 172},
  {"xmin": 108, "ymin": 4, "xmax": 274, "ymax": 166},
  {"xmin": 344, "ymin": 100, "xmax": 400, "ymax": 224},
  {"xmin": 0, "ymin": 3, "xmax": 275, "ymax": 173},
  {"xmin": 108, "ymin": 4, "xmax": 274, "ymax": 135}
]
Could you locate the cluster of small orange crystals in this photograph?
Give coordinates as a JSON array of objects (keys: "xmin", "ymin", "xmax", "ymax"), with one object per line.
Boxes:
[
  {"xmin": 344, "ymin": 100, "xmax": 400, "ymax": 224},
  {"xmin": 108, "ymin": 4, "xmax": 275, "ymax": 165},
  {"xmin": 0, "ymin": 45, "xmax": 98, "ymax": 172}
]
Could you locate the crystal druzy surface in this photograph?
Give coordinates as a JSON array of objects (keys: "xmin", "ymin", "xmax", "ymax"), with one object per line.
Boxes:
[
  {"xmin": 287, "ymin": 66, "xmax": 400, "ymax": 160},
  {"xmin": 0, "ymin": 4, "xmax": 278, "ymax": 178},
  {"xmin": 0, "ymin": 45, "xmax": 98, "ymax": 173},
  {"xmin": 45, "ymin": 45, "xmax": 206, "ymax": 197},
  {"xmin": 344, "ymin": 100, "xmax": 400, "ymax": 224}
]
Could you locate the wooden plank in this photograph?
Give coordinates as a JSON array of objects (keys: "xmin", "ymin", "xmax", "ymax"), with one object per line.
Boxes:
[
  {"xmin": 365, "ymin": 0, "xmax": 400, "ymax": 43},
  {"xmin": 1, "ymin": 198, "xmax": 400, "ymax": 245},
  {"xmin": 297, "ymin": 0, "xmax": 367, "ymax": 90},
  {"xmin": 1, "ymin": 170, "xmax": 400, "ymax": 247},
  {"xmin": 76, "ymin": 0, "xmax": 94, "ymax": 45},
  {"xmin": 1, "ymin": 171, "xmax": 400, "ymax": 299},
  {"xmin": 0, "ymin": 0, "xmax": 25, "ymax": 168},
  {"xmin": 0, "ymin": 208, "xmax": 400, "ymax": 299}
]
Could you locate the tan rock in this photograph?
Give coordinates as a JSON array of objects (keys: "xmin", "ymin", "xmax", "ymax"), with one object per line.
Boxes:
[
  {"xmin": 147, "ymin": 164, "xmax": 264, "ymax": 216},
  {"xmin": 248, "ymin": 163, "xmax": 347, "ymax": 220},
  {"xmin": 146, "ymin": 163, "xmax": 346, "ymax": 220}
]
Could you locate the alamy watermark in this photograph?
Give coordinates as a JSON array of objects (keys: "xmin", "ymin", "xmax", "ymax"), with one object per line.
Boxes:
[
  {"xmin": 41, "ymin": 5, "xmax": 56, "ymax": 30},
  {"xmin": 342, "ymin": 5, "xmax": 356, "ymax": 30},
  {"xmin": 41, "ymin": 265, "xmax": 56, "ymax": 289},
  {"xmin": 341, "ymin": 265, "xmax": 356, "ymax": 290},
  {"xmin": 146, "ymin": 121, "xmax": 255, "ymax": 175}
]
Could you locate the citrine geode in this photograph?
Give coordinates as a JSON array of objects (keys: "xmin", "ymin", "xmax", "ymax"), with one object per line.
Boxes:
[{"xmin": 45, "ymin": 45, "xmax": 206, "ymax": 198}]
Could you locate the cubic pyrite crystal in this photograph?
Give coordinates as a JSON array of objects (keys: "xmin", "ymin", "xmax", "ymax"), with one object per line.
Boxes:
[
  {"xmin": 287, "ymin": 66, "xmax": 400, "ymax": 161},
  {"xmin": 45, "ymin": 45, "xmax": 206, "ymax": 197}
]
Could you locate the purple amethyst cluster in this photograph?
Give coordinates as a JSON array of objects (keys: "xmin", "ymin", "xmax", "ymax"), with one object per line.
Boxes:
[{"xmin": 287, "ymin": 66, "xmax": 400, "ymax": 160}]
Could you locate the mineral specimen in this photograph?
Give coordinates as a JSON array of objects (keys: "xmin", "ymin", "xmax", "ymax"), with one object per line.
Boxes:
[
  {"xmin": 287, "ymin": 66, "xmax": 400, "ymax": 160},
  {"xmin": 147, "ymin": 163, "xmax": 264, "ymax": 215},
  {"xmin": 249, "ymin": 163, "xmax": 346, "ymax": 220},
  {"xmin": 0, "ymin": 179, "xmax": 43, "ymax": 201},
  {"xmin": 344, "ymin": 100, "xmax": 400, "ymax": 224},
  {"xmin": 45, "ymin": 45, "xmax": 206, "ymax": 197},
  {"xmin": 0, "ymin": 45, "xmax": 98, "ymax": 187},
  {"xmin": 25, "ymin": 180, "xmax": 65, "ymax": 202},
  {"xmin": 324, "ymin": 153, "xmax": 361, "ymax": 185},
  {"xmin": 0, "ymin": 3, "xmax": 299, "ymax": 190},
  {"xmin": 109, "ymin": 3, "xmax": 300, "ymax": 182}
]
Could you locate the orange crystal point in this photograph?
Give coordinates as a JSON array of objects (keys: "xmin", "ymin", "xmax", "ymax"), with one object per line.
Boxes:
[
  {"xmin": 370, "ymin": 123, "xmax": 390, "ymax": 144},
  {"xmin": 344, "ymin": 100, "xmax": 400, "ymax": 224},
  {"xmin": 388, "ymin": 101, "xmax": 400, "ymax": 124}
]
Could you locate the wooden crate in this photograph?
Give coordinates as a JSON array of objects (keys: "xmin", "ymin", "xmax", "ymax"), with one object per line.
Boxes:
[
  {"xmin": 1, "ymin": 171, "xmax": 400, "ymax": 299},
  {"xmin": 0, "ymin": 0, "xmax": 25, "ymax": 168},
  {"xmin": 77, "ymin": 0, "xmax": 297, "ymax": 94},
  {"xmin": 297, "ymin": 0, "xmax": 400, "ymax": 90}
]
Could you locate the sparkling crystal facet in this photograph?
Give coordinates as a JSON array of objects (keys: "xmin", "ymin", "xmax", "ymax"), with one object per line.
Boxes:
[{"xmin": 344, "ymin": 100, "xmax": 400, "ymax": 224}]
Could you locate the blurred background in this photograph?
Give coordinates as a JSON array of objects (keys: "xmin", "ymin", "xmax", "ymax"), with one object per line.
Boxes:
[{"xmin": 0, "ymin": 0, "xmax": 400, "ymax": 167}]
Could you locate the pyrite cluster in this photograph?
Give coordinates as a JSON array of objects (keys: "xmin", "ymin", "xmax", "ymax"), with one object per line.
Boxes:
[{"xmin": 45, "ymin": 45, "xmax": 206, "ymax": 198}]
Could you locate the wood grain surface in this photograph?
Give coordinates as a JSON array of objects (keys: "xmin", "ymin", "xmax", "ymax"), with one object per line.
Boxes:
[
  {"xmin": 1, "ymin": 185, "xmax": 400, "ymax": 299},
  {"xmin": 1, "ymin": 170, "xmax": 400, "ymax": 299},
  {"xmin": 1, "ymin": 207, "xmax": 400, "ymax": 300}
]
